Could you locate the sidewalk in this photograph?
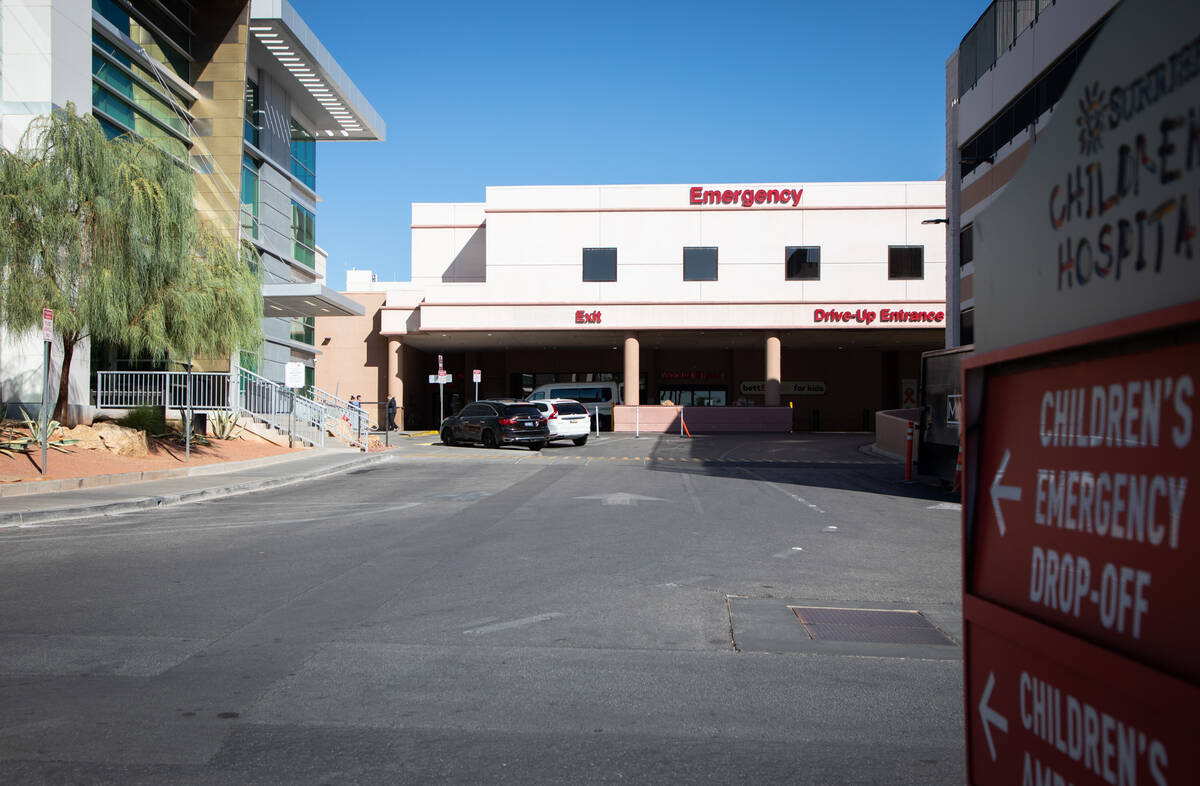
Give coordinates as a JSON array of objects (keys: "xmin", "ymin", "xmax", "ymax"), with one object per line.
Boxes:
[{"xmin": 0, "ymin": 447, "xmax": 397, "ymax": 528}]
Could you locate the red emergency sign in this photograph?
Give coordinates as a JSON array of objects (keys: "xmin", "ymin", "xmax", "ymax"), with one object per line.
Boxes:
[{"xmin": 971, "ymin": 339, "xmax": 1198, "ymax": 682}]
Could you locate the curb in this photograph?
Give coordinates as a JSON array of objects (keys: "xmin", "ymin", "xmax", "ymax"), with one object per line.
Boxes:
[
  {"xmin": 0, "ymin": 448, "xmax": 326, "ymax": 499},
  {"xmin": 0, "ymin": 451, "xmax": 394, "ymax": 528}
]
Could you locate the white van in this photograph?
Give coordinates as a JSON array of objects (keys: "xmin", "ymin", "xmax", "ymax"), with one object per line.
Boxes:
[{"xmin": 527, "ymin": 381, "xmax": 621, "ymax": 428}]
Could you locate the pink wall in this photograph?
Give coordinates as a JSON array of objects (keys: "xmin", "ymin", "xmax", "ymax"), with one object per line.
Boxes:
[{"xmin": 614, "ymin": 405, "xmax": 792, "ymax": 433}]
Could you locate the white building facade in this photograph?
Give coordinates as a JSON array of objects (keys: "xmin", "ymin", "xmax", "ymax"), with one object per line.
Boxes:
[{"xmin": 322, "ymin": 182, "xmax": 948, "ymax": 432}]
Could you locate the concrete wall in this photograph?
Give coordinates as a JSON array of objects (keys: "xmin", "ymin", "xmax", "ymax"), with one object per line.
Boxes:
[
  {"xmin": 405, "ymin": 183, "xmax": 946, "ymax": 315},
  {"xmin": 614, "ymin": 405, "xmax": 792, "ymax": 434},
  {"xmin": 314, "ymin": 292, "xmax": 387, "ymax": 402},
  {"xmin": 875, "ymin": 408, "xmax": 922, "ymax": 461}
]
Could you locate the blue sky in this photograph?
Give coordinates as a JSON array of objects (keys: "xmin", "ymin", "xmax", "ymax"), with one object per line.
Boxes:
[{"xmin": 288, "ymin": 0, "xmax": 987, "ymax": 288}]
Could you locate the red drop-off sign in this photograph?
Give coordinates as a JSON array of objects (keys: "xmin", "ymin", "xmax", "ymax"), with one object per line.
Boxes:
[{"xmin": 972, "ymin": 340, "xmax": 1198, "ymax": 681}]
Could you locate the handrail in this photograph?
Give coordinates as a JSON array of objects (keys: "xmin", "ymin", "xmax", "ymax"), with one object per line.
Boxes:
[{"xmin": 95, "ymin": 368, "xmax": 348, "ymax": 449}]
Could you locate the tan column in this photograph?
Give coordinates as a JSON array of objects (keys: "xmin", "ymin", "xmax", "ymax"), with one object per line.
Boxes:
[
  {"xmin": 624, "ymin": 333, "xmax": 640, "ymax": 405},
  {"xmin": 387, "ymin": 338, "xmax": 404, "ymax": 428},
  {"xmin": 765, "ymin": 332, "xmax": 781, "ymax": 406}
]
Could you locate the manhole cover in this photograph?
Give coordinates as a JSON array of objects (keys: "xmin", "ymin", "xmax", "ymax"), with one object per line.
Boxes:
[{"xmin": 789, "ymin": 606, "xmax": 954, "ymax": 645}]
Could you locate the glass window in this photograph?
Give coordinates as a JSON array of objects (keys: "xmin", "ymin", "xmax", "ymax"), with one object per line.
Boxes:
[
  {"xmin": 683, "ymin": 247, "xmax": 718, "ymax": 281},
  {"xmin": 290, "ymin": 317, "xmax": 314, "ymax": 345},
  {"xmin": 785, "ymin": 246, "xmax": 820, "ymax": 280},
  {"xmin": 960, "ymin": 224, "xmax": 974, "ymax": 267},
  {"xmin": 888, "ymin": 246, "xmax": 924, "ymax": 280},
  {"xmin": 961, "ymin": 308, "xmax": 975, "ymax": 345},
  {"xmin": 240, "ymin": 154, "xmax": 259, "ymax": 240},
  {"xmin": 290, "ymin": 118, "xmax": 316, "ymax": 189},
  {"xmin": 291, "ymin": 201, "xmax": 316, "ymax": 268},
  {"xmin": 244, "ymin": 79, "xmax": 259, "ymax": 146},
  {"xmin": 91, "ymin": 83, "xmax": 187, "ymax": 159},
  {"xmin": 582, "ymin": 248, "xmax": 616, "ymax": 282},
  {"xmin": 91, "ymin": 52, "xmax": 187, "ymax": 134}
]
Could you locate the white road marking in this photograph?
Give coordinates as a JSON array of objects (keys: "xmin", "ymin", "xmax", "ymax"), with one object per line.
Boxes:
[
  {"xmin": 927, "ymin": 502, "xmax": 961, "ymax": 511},
  {"xmin": 680, "ymin": 473, "xmax": 704, "ymax": 515},
  {"xmin": 463, "ymin": 613, "xmax": 564, "ymax": 635},
  {"xmin": 739, "ymin": 468, "xmax": 826, "ymax": 514}
]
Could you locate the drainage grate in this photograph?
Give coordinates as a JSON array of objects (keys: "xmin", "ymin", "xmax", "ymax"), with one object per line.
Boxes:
[{"xmin": 789, "ymin": 606, "xmax": 954, "ymax": 645}]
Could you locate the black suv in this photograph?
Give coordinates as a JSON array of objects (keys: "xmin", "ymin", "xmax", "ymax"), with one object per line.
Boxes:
[{"xmin": 440, "ymin": 399, "xmax": 549, "ymax": 450}]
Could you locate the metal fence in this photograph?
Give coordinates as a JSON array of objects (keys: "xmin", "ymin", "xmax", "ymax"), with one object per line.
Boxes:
[
  {"xmin": 96, "ymin": 368, "xmax": 329, "ymax": 448},
  {"xmin": 312, "ymin": 386, "xmax": 369, "ymax": 447},
  {"xmin": 235, "ymin": 366, "xmax": 326, "ymax": 448},
  {"xmin": 958, "ymin": 0, "xmax": 1056, "ymax": 99},
  {"xmin": 96, "ymin": 371, "xmax": 232, "ymax": 410}
]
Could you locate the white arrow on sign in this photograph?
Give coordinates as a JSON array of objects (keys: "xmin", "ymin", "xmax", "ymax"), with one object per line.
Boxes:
[
  {"xmin": 978, "ymin": 672, "xmax": 1009, "ymax": 762},
  {"xmin": 575, "ymin": 492, "xmax": 666, "ymax": 507},
  {"xmin": 990, "ymin": 448, "xmax": 1022, "ymax": 536}
]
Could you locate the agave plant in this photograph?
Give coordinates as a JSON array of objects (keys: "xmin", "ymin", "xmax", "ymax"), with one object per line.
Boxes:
[
  {"xmin": 161, "ymin": 412, "xmax": 210, "ymax": 447},
  {"xmin": 210, "ymin": 410, "xmax": 245, "ymax": 441},
  {"xmin": 0, "ymin": 408, "xmax": 80, "ymax": 458}
]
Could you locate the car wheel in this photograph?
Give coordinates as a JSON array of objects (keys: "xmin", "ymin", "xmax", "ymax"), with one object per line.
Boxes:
[
  {"xmin": 441, "ymin": 427, "xmax": 455, "ymax": 446},
  {"xmin": 572, "ymin": 435, "xmax": 588, "ymax": 446},
  {"xmin": 482, "ymin": 430, "xmax": 498, "ymax": 449},
  {"xmin": 529, "ymin": 441, "xmax": 545, "ymax": 451}
]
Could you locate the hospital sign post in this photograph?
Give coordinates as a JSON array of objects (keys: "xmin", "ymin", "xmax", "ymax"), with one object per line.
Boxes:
[
  {"xmin": 961, "ymin": 1, "xmax": 1200, "ymax": 782},
  {"xmin": 40, "ymin": 308, "xmax": 52, "ymax": 475},
  {"xmin": 429, "ymin": 372, "xmax": 452, "ymax": 425}
]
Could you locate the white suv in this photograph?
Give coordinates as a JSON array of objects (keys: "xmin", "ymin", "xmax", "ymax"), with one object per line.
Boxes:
[{"xmin": 528, "ymin": 398, "xmax": 592, "ymax": 445}]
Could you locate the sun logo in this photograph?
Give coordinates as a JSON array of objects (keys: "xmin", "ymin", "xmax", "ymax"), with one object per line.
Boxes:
[{"xmin": 1076, "ymin": 82, "xmax": 1106, "ymax": 156}]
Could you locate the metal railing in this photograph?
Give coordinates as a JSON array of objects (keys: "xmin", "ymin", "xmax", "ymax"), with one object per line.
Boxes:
[
  {"xmin": 235, "ymin": 365, "xmax": 325, "ymax": 448},
  {"xmin": 96, "ymin": 371, "xmax": 231, "ymax": 410},
  {"xmin": 311, "ymin": 386, "xmax": 370, "ymax": 447},
  {"xmin": 958, "ymin": 0, "xmax": 1056, "ymax": 99},
  {"xmin": 95, "ymin": 368, "xmax": 355, "ymax": 449}
]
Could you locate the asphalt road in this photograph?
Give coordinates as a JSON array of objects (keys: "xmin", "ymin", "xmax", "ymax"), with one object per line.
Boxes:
[{"xmin": 0, "ymin": 433, "xmax": 965, "ymax": 784}]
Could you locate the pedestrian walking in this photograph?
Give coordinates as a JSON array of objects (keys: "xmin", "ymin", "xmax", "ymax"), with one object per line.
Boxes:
[{"xmin": 386, "ymin": 395, "xmax": 398, "ymax": 430}]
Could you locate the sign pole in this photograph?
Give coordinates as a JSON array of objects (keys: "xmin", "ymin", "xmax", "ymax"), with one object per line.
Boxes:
[
  {"xmin": 40, "ymin": 340, "xmax": 50, "ymax": 476},
  {"xmin": 439, "ymin": 380, "xmax": 444, "ymax": 424},
  {"xmin": 184, "ymin": 359, "xmax": 193, "ymax": 462},
  {"xmin": 39, "ymin": 308, "xmax": 53, "ymax": 476}
]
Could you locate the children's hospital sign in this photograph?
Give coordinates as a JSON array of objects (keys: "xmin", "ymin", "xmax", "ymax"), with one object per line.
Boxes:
[{"xmin": 973, "ymin": 0, "xmax": 1200, "ymax": 353}]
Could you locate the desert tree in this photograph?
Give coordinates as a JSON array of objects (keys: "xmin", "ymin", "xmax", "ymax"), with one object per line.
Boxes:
[{"xmin": 0, "ymin": 104, "xmax": 262, "ymax": 420}]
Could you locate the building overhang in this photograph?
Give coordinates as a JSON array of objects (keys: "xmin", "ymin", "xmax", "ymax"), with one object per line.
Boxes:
[
  {"xmin": 248, "ymin": 0, "xmax": 385, "ymax": 141},
  {"xmin": 387, "ymin": 301, "xmax": 948, "ymax": 334},
  {"xmin": 263, "ymin": 283, "xmax": 366, "ymax": 317}
]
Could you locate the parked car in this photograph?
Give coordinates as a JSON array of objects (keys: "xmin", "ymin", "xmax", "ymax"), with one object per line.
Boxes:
[
  {"xmin": 440, "ymin": 399, "xmax": 548, "ymax": 450},
  {"xmin": 527, "ymin": 381, "xmax": 621, "ymax": 428},
  {"xmin": 528, "ymin": 398, "xmax": 592, "ymax": 445}
]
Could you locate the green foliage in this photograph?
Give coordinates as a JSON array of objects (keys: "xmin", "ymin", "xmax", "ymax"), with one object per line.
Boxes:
[
  {"xmin": 0, "ymin": 409, "xmax": 79, "ymax": 458},
  {"xmin": 0, "ymin": 104, "xmax": 263, "ymax": 420},
  {"xmin": 210, "ymin": 410, "xmax": 245, "ymax": 441},
  {"xmin": 165, "ymin": 412, "xmax": 210, "ymax": 447},
  {"xmin": 117, "ymin": 405, "xmax": 166, "ymax": 434}
]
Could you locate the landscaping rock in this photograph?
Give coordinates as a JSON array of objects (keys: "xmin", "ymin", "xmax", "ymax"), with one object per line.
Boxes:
[
  {"xmin": 62, "ymin": 425, "xmax": 106, "ymax": 451},
  {"xmin": 91, "ymin": 423, "xmax": 150, "ymax": 457}
]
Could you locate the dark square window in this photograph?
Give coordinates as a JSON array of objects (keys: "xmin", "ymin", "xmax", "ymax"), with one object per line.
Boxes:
[
  {"xmin": 888, "ymin": 245, "xmax": 924, "ymax": 280},
  {"xmin": 583, "ymin": 247, "xmax": 616, "ymax": 282},
  {"xmin": 785, "ymin": 246, "xmax": 820, "ymax": 280},
  {"xmin": 961, "ymin": 307, "xmax": 975, "ymax": 345},
  {"xmin": 959, "ymin": 224, "xmax": 974, "ymax": 267},
  {"xmin": 683, "ymin": 247, "xmax": 718, "ymax": 281}
]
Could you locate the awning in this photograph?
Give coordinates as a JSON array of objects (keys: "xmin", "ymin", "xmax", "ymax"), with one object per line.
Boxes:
[
  {"xmin": 262, "ymin": 283, "xmax": 366, "ymax": 317},
  {"xmin": 248, "ymin": 0, "xmax": 385, "ymax": 141}
]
